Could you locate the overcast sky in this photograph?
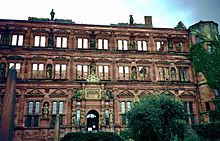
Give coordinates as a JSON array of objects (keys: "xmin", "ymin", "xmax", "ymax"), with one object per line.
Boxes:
[{"xmin": 0, "ymin": 0, "xmax": 219, "ymax": 30}]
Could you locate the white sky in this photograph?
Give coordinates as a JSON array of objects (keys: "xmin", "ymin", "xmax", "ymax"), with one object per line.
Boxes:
[{"xmin": 0, "ymin": 0, "xmax": 219, "ymax": 29}]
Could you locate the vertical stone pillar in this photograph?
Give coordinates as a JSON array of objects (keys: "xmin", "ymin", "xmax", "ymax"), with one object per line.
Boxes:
[
  {"xmin": 54, "ymin": 114, "xmax": 60, "ymax": 141},
  {"xmin": 0, "ymin": 67, "xmax": 17, "ymax": 141}
]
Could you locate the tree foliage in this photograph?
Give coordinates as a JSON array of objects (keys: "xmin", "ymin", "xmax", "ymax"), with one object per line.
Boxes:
[
  {"xmin": 189, "ymin": 30, "xmax": 220, "ymax": 89},
  {"xmin": 127, "ymin": 94, "xmax": 187, "ymax": 141}
]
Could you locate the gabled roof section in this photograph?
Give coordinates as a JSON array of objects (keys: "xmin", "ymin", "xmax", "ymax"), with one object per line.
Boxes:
[{"xmin": 118, "ymin": 90, "xmax": 134, "ymax": 98}]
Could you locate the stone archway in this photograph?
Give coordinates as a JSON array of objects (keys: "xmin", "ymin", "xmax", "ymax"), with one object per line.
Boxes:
[{"xmin": 87, "ymin": 110, "xmax": 99, "ymax": 132}]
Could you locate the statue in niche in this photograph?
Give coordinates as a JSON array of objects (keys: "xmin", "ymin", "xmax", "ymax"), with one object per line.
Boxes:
[
  {"xmin": 158, "ymin": 67, "xmax": 164, "ymax": 81},
  {"xmin": 50, "ymin": 9, "xmax": 55, "ymax": 20},
  {"xmin": 80, "ymin": 112, "xmax": 86, "ymax": 126},
  {"xmin": 48, "ymin": 29, "xmax": 54, "ymax": 47},
  {"xmin": 171, "ymin": 68, "xmax": 176, "ymax": 81},
  {"xmin": 131, "ymin": 67, "xmax": 137, "ymax": 80},
  {"xmin": 0, "ymin": 63, "xmax": 6, "ymax": 79},
  {"xmin": 164, "ymin": 68, "xmax": 169, "ymax": 81},
  {"xmin": 129, "ymin": 15, "xmax": 134, "ymax": 25},
  {"xmin": 104, "ymin": 90, "xmax": 113, "ymax": 101},
  {"xmin": 130, "ymin": 38, "xmax": 135, "ymax": 50},
  {"xmin": 71, "ymin": 111, "xmax": 76, "ymax": 126},
  {"xmin": 168, "ymin": 38, "xmax": 173, "ymax": 51},
  {"xmin": 90, "ymin": 31, "xmax": 96, "ymax": 48},
  {"xmin": 101, "ymin": 111, "xmax": 106, "ymax": 126},
  {"xmin": 42, "ymin": 102, "xmax": 49, "ymax": 119},
  {"xmin": 90, "ymin": 62, "xmax": 96, "ymax": 75},
  {"xmin": 3, "ymin": 25, "xmax": 10, "ymax": 45},
  {"xmin": 75, "ymin": 90, "xmax": 85, "ymax": 100},
  {"xmin": 46, "ymin": 64, "xmax": 52, "ymax": 79},
  {"xmin": 109, "ymin": 110, "xmax": 114, "ymax": 124}
]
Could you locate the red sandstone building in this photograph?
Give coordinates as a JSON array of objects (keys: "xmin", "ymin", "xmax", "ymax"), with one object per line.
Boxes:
[{"xmin": 0, "ymin": 15, "xmax": 219, "ymax": 141}]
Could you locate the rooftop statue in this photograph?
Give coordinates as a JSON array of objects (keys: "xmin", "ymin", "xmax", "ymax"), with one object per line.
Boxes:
[
  {"xmin": 50, "ymin": 9, "xmax": 55, "ymax": 20},
  {"xmin": 129, "ymin": 15, "xmax": 134, "ymax": 25},
  {"xmin": 175, "ymin": 21, "xmax": 186, "ymax": 29}
]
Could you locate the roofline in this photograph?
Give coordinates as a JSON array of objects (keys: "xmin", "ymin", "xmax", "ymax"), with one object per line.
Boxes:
[
  {"xmin": 0, "ymin": 18, "xmax": 188, "ymax": 31},
  {"xmin": 189, "ymin": 20, "xmax": 218, "ymax": 30}
]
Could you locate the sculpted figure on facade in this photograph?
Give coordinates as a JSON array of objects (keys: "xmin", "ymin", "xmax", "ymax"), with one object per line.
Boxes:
[
  {"xmin": 80, "ymin": 112, "xmax": 86, "ymax": 126},
  {"xmin": 130, "ymin": 38, "xmax": 135, "ymax": 50},
  {"xmin": 50, "ymin": 9, "xmax": 55, "ymax": 20},
  {"xmin": 42, "ymin": 102, "xmax": 49, "ymax": 119},
  {"xmin": 3, "ymin": 25, "xmax": 10, "ymax": 45},
  {"xmin": 90, "ymin": 62, "xmax": 96, "ymax": 75},
  {"xmin": 90, "ymin": 31, "xmax": 96, "ymax": 48},
  {"xmin": 0, "ymin": 63, "xmax": 6, "ymax": 79},
  {"xmin": 171, "ymin": 67, "xmax": 176, "ymax": 81},
  {"xmin": 101, "ymin": 111, "xmax": 106, "ymax": 126},
  {"xmin": 109, "ymin": 110, "xmax": 114, "ymax": 124},
  {"xmin": 46, "ymin": 64, "xmax": 52, "ymax": 79},
  {"xmin": 131, "ymin": 67, "xmax": 137, "ymax": 80},
  {"xmin": 129, "ymin": 15, "xmax": 134, "ymax": 25},
  {"xmin": 48, "ymin": 29, "xmax": 54, "ymax": 47},
  {"xmin": 71, "ymin": 111, "xmax": 76, "ymax": 126},
  {"xmin": 158, "ymin": 67, "xmax": 164, "ymax": 81}
]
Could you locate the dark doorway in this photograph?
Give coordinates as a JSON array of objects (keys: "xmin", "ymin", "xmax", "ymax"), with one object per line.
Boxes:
[{"xmin": 87, "ymin": 110, "xmax": 99, "ymax": 132}]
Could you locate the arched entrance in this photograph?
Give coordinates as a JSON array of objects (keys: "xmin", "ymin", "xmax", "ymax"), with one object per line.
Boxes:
[{"xmin": 87, "ymin": 110, "xmax": 99, "ymax": 132}]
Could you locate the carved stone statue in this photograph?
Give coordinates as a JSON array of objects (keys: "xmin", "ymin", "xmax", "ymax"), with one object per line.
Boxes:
[
  {"xmin": 129, "ymin": 15, "xmax": 134, "ymax": 25},
  {"xmin": 109, "ymin": 110, "xmax": 114, "ymax": 124},
  {"xmin": 90, "ymin": 62, "xmax": 96, "ymax": 75},
  {"xmin": 48, "ymin": 29, "xmax": 54, "ymax": 47},
  {"xmin": 80, "ymin": 112, "xmax": 86, "ymax": 126},
  {"xmin": 158, "ymin": 67, "xmax": 164, "ymax": 81},
  {"xmin": 131, "ymin": 67, "xmax": 137, "ymax": 80},
  {"xmin": 101, "ymin": 111, "xmax": 106, "ymax": 126},
  {"xmin": 104, "ymin": 90, "xmax": 113, "ymax": 101},
  {"xmin": 171, "ymin": 68, "xmax": 176, "ymax": 81},
  {"xmin": 46, "ymin": 64, "xmax": 52, "ymax": 79},
  {"xmin": 3, "ymin": 25, "xmax": 10, "ymax": 45},
  {"xmin": 50, "ymin": 9, "xmax": 55, "ymax": 21},
  {"xmin": 130, "ymin": 38, "xmax": 135, "ymax": 50},
  {"xmin": 0, "ymin": 63, "xmax": 6, "ymax": 79},
  {"xmin": 71, "ymin": 111, "xmax": 76, "ymax": 126},
  {"xmin": 168, "ymin": 38, "xmax": 172, "ymax": 51},
  {"xmin": 90, "ymin": 31, "xmax": 96, "ymax": 48},
  {"xmin": 42, "ymin": 102, "xmax": 49, "ymax": 119}
]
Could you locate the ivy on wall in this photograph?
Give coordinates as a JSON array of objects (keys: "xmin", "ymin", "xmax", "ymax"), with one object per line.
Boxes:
[{"xmin": 189, "ymin": 31, "xmax": 220, "ymax": 89}]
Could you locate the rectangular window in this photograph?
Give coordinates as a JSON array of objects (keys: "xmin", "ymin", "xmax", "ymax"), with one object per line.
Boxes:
[
  {"xmin": 138, "ymin": 66, "xmax": 150, "ymax": 80},
  {"xmin": 156, "ymin": 41, "xmax": 161, "ymax": 50},
  {"xmin": 121, "ymin": 102, "xmax": 126, "ymax": 113},
  {"xmin": 76, "ymin": 110, "xmax": 81, "ymax": 126},
  {"xmin": 32, "ymin": 64, "xmax": 44, "ymax": 79},
  {"xmin": 183, "ymin": 101, "xmax": 195, "ymax": 125},
  {"xmin": 55, "ymin": 64, "xmax": 67, "ymax": 79},
  {"xmin": 179, "ymin": 67, "xmax": 189, "ymax": 82},
  {"xmin": 105, "ymin": 109, "xmax": 110, "ymax": 126},
  {"xmin": 59, "ymin": 101, "xmax": 64, "ymax": 114},
  {"xmin": 98, "ymin": 65, "xmax": 109, "ymax": 80},
  {"xmin": 119, "ymin": 66, "xmax": 129, "ymax": 80},
  {"xmin": 56, "ymin": 37, "xmax": 67, "ymax": 48},
  {"xmin": 137, "ymin": 41, "xmax": 147, "ymax": 51},
  {"xmin": 77, "ymin": 65, "xmax": 88, "ymax": 79},
  {"xmin": 9, "ymin": 63, "xmax": 21, "ymax": 78},
  {"xmin": 77, "ymin": 38, "xmax": 88, "ymax": 49},
  {"xmin": 127, "ymin": 101, "xmax": 131, "ymax": 111},
  {"xmin": 34, "ymin": 36, "xmax": 46, "ymax": 47},
  {"xmin": 25, "ymin": 101, "xmax": 40, "ymax": 127},
  {"xmin": 11, "ymin": 34, "xmax": 24, "ymax": 46},
  {"xmin": 98, "ymin": 39, "xmax": 108, "ymax": 49},
  {"xmin": 118, "ymin": 40, "xmax": 128, "ymax": 50},
  {"xmin": 52, "ymin": 101, "xmax": 57, "ymax": 114}
]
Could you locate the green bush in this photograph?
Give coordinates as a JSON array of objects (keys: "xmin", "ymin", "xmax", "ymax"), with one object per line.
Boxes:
[
  {"xmin": 193, "ymin": 122, "xmax": 220, "ymax": 140},
  {"xmin": 61, "ymin": 132, "xmax": 125, "ymax": 141}
]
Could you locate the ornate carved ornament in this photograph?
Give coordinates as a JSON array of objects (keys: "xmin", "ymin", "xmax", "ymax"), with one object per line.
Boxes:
[
  {"xmin": 156, "ymin": 61, "xmax": 170, "ymax": 65},
  {"xmin": 136, "ymin": 59, "xmax": 151, "ymax": 64},
  {"xmin": 86, "ymin": 74, "xmax": 100, "ymax": 83},
  {"xmin": 116, "ymin": 59, "xmax": 131, "ymax": 63},
  {"xmin": 6, "ymin": 56, "xmax": 25, "ymax": 60},
  {"xmin": 52, "ymin": 57, "xmax": 70, "ymax": 62},
  {"xmin": 25, "ymin": 89, "xmax": 45, "ymax": 98},
  {"xmin": 138, "ymin": 90, "xmax": 152, "ymax": 97},
  {"xmin": 179, "ymin": 90, "xmax": 196, "ymax": 98},
  {"xmin": 74, "ymin": 57, "xmax": 91, "ymax": 63},
  {"xmin": 117, "ymin": 90, "xmax": 134, "ymax": 98},
  {"xmin": 32, "ymin": 28, "xmax": 49, "ymax": 34},
  {"xmin": 49, "ymin": 89, "xmax": 67, "ymax": 98},
  {"xmin": 85, "ymin": 88, "xmax": 101, "ymax": 99}
]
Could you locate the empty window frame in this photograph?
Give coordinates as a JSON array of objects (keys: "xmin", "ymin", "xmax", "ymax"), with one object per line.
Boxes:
[
  {"xmin": 11, "ymin": 34, "xmax": 24, "ymax": 46},
  {"xmin": 32, "ymin": 64, "xmax": 44, "ymax": 78},
  {"xmin": 77, "ymin": 38, "xmax": 88, "ymax": 49},
  {"xmin": 98, "ymin": 39, "xmax": 108, "ymax": 49},
  {"xmin": 118, "ymin": 40, "xmax": 128, "ymax": 50},
  {"xmin": 34, "ymin": 36, "xmax": 46, "ymax": 47},
  {"xmin": 56, "ymin": 37, "xmax": 67, "ymax": 48},
  {"xmin": 9, "ymin": 62, "xmax": 21, "ymax": 78},
  {"xmin": 118, "ymin": 66, "xmax": 129, "ymax": 80},
  {"xmin": 77, "ymin": 65, "xmax": 88, "ymax": 79},
  {"xmin": 55, "ymin": 64, "xmax": 67, "ymax": 79},
  {"xmin": 98, "ymin": 65, "xmax": 109, "ymax": 80},
  {"xmin": 137, "ymin": 40, "xmax": 147, "ymax": 51}
]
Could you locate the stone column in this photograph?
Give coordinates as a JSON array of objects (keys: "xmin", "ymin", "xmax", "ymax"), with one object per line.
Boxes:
[
  {"xmin": 54, "ymin": 114, "xmax": 60, "ymax": 141},
  {"xmin": 0, "ymin": 67, "xmax": 17, "ymax": 141}
]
